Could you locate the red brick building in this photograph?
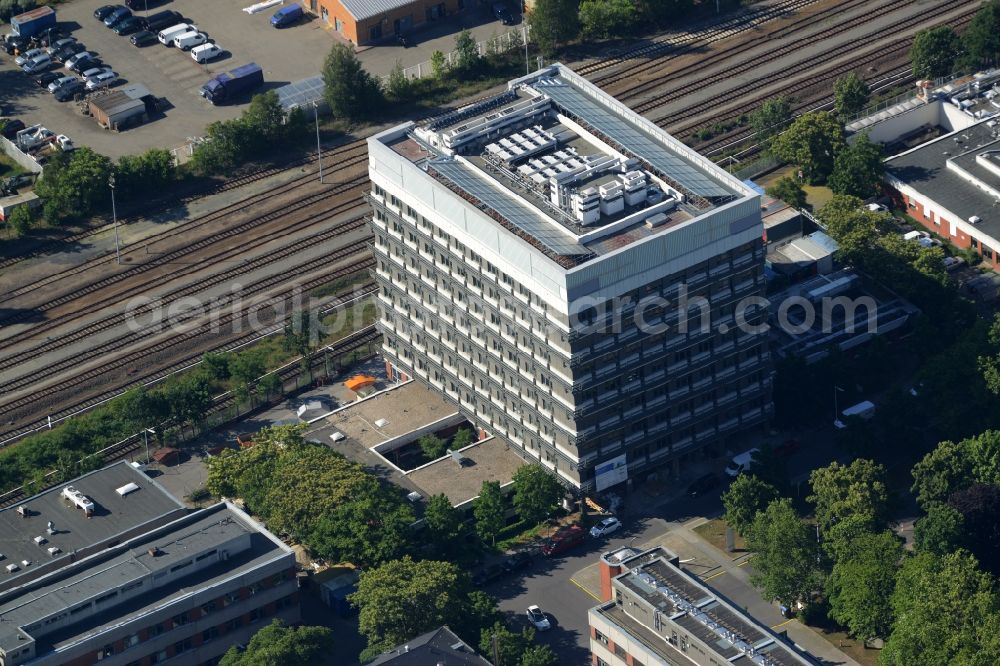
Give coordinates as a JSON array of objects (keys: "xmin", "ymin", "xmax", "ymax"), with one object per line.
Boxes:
[
  {"xmin": 884, "ymin": 118, "xmax": 1000, "ymax": 270},
  {"xmin": 301, "ymin": 0, "xmax": 467, "ymax": 45}
]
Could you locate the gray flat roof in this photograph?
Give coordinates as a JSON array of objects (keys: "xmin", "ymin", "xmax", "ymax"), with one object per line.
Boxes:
[
  {"xmin": 0, "ymin": 503, "xmax": 291, "ymax": 655},
  {"xmin": 886, "ymin": 119, "xmax": 1000, "ymax": 243},
  {"xmin": 0, "ymin": 462, "xmax": 185, "ymax": 586}
]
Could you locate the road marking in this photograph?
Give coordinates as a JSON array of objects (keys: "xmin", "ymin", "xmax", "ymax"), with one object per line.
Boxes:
[
  {"xmin": 737, "ymin": 559, "xmax": 750, "ymax": 567},
  {"xmin": 771, "ymin": 619, "xmax": 792, "ymax": 630},
  {"xmin": 702, "ymin": 569, "xmax": 727, "ymax": 581},
  {"xmin": 569, "ymin": 577, "xmax": 601, "ymax": 601}
]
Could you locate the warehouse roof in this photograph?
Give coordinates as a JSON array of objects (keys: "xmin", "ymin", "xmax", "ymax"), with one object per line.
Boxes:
[
  {"xmin": 369, "ymin": 626, "xmax": 492, "ymax": 665},
  {"xmin": 89, "ymin": 91, "xmax": 145, "ymax": 120},
  {"xmin": 339, "ymin": 0, "xmax": 418, "ymax": 22}
]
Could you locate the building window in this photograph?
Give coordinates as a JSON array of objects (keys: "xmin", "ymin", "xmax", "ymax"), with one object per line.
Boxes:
[
  {"xmin": 170, "ymin": 560, "xmax": 192, "ymax": 573},
  {"xmin": 201, "ymin": 601, "xmax": 217, "ymax": 615},
  {"xmin": 203, "ymin": 627, "xmax": 219, "ymax": 643},
  {"xmin": 172, "ymin": 612, "xmax": 188, "ymax": 626},
  {"xmin": 196, "ymin": 549, "xmax": 218, "ymax": 562},
  {"xmin": 174, "ymin": 638, "xmax": 192, "ymax": 654},
  {"xmin": 632, "ymin": 659, "xmax": 645, "ymax": 666},
  {"xmin": 595, "ymin": 629, "xmax": 609, "ymax": 646},
  {"xmin": 126, "ymin": 633, "xmax": 139, "ymax": 647},
  {"xmin": 152, "ymin": 652, "xmax": 167, "ymax": 665},
  {"xmin": 614, "ymin": 643, "xmax": 626, "ymax": 658}
]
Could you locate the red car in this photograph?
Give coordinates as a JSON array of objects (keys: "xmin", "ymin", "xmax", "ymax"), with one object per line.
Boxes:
[
  {"xmin": 540, "ymin": 525, "xmax": 585, "ymax": 557},
  {"xmin": 774, "ymin": 438, "xmax": 801, "ymax": 456}
]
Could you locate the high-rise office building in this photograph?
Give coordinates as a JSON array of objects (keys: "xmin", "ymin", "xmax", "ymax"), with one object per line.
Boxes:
[{"xmin": 367, "ymin": 64, "xmax": 771, "ymax": 491}]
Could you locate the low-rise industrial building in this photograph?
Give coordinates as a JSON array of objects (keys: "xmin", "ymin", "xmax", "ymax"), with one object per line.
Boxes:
[
  {"xmin": 303, "ymin": 0, "xmax": 465, "ymax": 45},
  {"xmin": 369, "ymin": 626, "xmax": 492, "ymax": 665},
  {"xmin": 0, "ymin": 462, "xmax": 299, "ymax": 666},
  {"xmin": 590, "ymin": 546, "xmax": 816, "ymax": 666},
  {"xmin": 88, "ymin": 85, "xmax": 155, "ymax": 132}
]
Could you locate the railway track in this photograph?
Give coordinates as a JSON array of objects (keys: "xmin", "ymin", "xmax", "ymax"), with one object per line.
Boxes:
[
  {"xmin": 618, "ymin": 0, "xmax": 915, "ymax": 107},
  {"xmin": 578, "ymin": 0, "xmax": 821, "ymax": 81},
  {"xmin": 0, "ymin": 254, "xmax": 378, "ymax": 441},
  {"xmin": 0, "ymin": 138, "xmax": 369, "ymax": 274}
]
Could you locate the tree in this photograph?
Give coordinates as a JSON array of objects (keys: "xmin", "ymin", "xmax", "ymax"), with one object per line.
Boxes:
[
  {"xmin": 310, "ymin": 480, "xmax": 415, "ymax": 566},
  {"xmin": 34, "ymin": 148, "xmax": 114, "ymax": 224},
  {"xmin": 385, "ymin": 60, "xmax": 411, "ymax": 101},
  {"xmin": 351, "ymin": 557, "xmax": 496, "ymax": 659},
  {"xmin": 419, "ymin": 433, "xmax": 448, "ymax": 460},
  {"xmin": 454, "ymin": 30, "xmax": 480, "ymax": 77},
  {"xmin": 4, "ymin": 202, "xmax": 33, "ymax": 235},
  {"xmin": 808, "ymin": 459, "xmax": 890, "ymax": 538},
  {"xmin": 771, "ymin": 111, "xmax": 845, "ymax": 184},
  {"xmin": 322, "ymin": 43, "xmax": 382, "ymax": 121},
  {"xmin": 512, "ymin": 465, "xmax": 563, "ymax": 525},
  {"xmin": 833, "ymin": 72, "xmax": 869, "ymax": 118},
  {"xmin": 474, "ymin": 480, "xmax": 505, "ymax": 544},
  {"xmin": 911, "ymin": 438, "xmax": 973, "ymax": 509},
  {"xmin": 451, "ymin": 427, "xmax": 474, "ymax": 449},
  {"xmin": 201, "ymin": 352, "xmax": 232, "ymax": 381},
  {"xmin": 881, "ymin": 551, "xmax": 998, "ymax": 666},
  {"xmin": 218, "ymin": 620, "xmax": 332, "ymax": 666},
  {"xmin": 0, "ymin": 0, "xmax": 35, "ymax": 24},
  {"xmin": 967, "ymin": 429, "xmax": 1000, "ymax": 484},
  {"xmin": 826, "ymin": 529, "xmax": 901, "ymax": 640},
  {"xmin": 425, "ymin": 493, "xmax": 463, "ymax": 553},
  {"xmin": 962, "ymin": 0, "xmax": 1000, "ymax": 68},
  {"xmin": 529, "ymin": 0, "xmax": 581, "ymax": 56},
  {"xmin": 910, "ymin": 26, "xmax": 962, "ymax": 79},
  {"xmin": 230, "ymin": 350, "xmax": 266, "ymax": 407},
  {"xmin": 828, "ymin": 133, "xmax": 884, "ymax": 199},
  {"xmin": 765, "ymin": 176, "xmax": 807, "ymax": 209},
  {"xmin": 748, "ymin": 96, "xmax": 791, "ymax": 149},
  {"xmin": 519, "ymin": 644, "xmax": 559, "ymax": 666},
  {"xmin": 479, "ymin": 622, "xmax": 535, "ymax": 666},
  {"xmin": 111, "ymin": 386, "xmax": 167, "ymax": 435},
  {"xmin": 947, "ymin": 483, "xmax": 1000, "ymax": 576},
  {"xmin": 431, "ymin": 50, "xmax": 447, "ymax": 78},
  {"xmin": 979, "ymin": 316, "xmax": 1000, "ymax": 396},
  {"xmin": 162, "ymin": 370, "xmax": 213, "ymax": 434},
  {"xmin": 745, "ymin": 499, "xmax": 822, "ymax": 606},
  {"xmin": 191, "ymin": 118, "xmax": 248, "ymax": 175},
  {"xmin": 579, "ymin": 0, "xmax": 638, "ymax": 40},
  {"xmin": 914, "ymin": 502, "xmax": 965, "ymax": 556},
  {"xmin": 242, "ymin": 91, "xmax": 291, "ymax": 153},
  {"xmin": 258, "ymin": 372, "xmax": 282, "ymax": 402},
  {"xmin": 115, "ymin": 148, "xmax": 175, "ymax": 199},
  {"xmin": 722, "ymin": 474, "xmax": 779, "ymax": 535}
]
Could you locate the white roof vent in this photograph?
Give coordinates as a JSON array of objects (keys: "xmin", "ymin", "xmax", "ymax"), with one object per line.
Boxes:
[
  {"xmin": 33, "ymin": 536, "xmax": 46, "ymax": 546},
  {"xmin": 6, "ymin": 564, "xmax": 18, "ymax": 573},
  {"xmin": 47, "ymin": 547, "xmax": 61, "ymax": 557},
  {"xmin": 969, "ymin": 215, "xmax": 982, "ymax": 224},
  {"xmin": 329, "ymin": 431, "xmax": 346, "ymax": 442},
  {"xmin": 116, "ymin": 482, "xmax": 140, "ymax": 497},
  {"xmin": 21, "ymin": 560, "xmax": 30, "ymax": 567},
  {"xmin": 374, "ymin": 418, "xmax": 389, "ymax": 428}
]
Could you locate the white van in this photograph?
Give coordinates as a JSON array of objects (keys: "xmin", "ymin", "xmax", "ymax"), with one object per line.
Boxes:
[
  {"xmin": 834, "ymin": 400, "xmax": 876, "ymax": 429},
  {"xmin": 158, "ymin": 23, "xmax": 195, "ymax": 45},
  {"xmin": 724, "ymin": 448, "xmax": 759, "ymax": 477},
  {"xmin": 173, "ymin": 31, "xmax": 207, "ymax": 51}
]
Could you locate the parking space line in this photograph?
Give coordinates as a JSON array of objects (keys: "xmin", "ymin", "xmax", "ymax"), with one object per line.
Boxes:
[
  {"xmin": 569, "ymin": 578, "xmax": 600, "ymax": 602},
  {"xmin": 702, "ymin": 569, "xmax": 727, "ymax": 581},
  {"xmin": 771, "ymin": 619, "xmax": 792, "ymax": 630}
]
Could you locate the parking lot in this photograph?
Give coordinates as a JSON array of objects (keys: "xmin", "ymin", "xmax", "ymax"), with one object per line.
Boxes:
[{"xmin": 1, "ymin": 0, "xmax": 338, "ymax": 158}]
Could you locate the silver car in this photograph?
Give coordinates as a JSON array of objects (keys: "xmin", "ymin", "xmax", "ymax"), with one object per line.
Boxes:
[
  {"xmin": 14, "ymin": 47, "xmax": 43, "ymax": 66},
  {"xmin": 85, "ymin": 71, "xmax": 118, "ymax": 91},
  {"xmin": 48, "ymin": 75, "xmax": 77, "ymax": 93}
]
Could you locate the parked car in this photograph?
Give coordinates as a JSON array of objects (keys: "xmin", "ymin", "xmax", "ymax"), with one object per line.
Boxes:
[
  {"xmin": 526, "ymin": 605, "xmax": 551, "ymax": 631},
  {"xmin": 104, "ymin": 6, "xmax": 132, "ymax": 28},
  {"xmin": 686, "ymin": 472, "xmax": 720, "ymax": 498},
  {"xmin": 47, "ymin": 74, "xmax": 77, "ymax": 92},
  {"xmin": 55, "ymin": 134, "xmax": 75, "ymax": 151},
  {"xmin": 270, "ymin": 4, "xmax": 304, "ymax": 27},
  {"xmin": 774, "ymin": 438, "xmax": 801, "ymax": 457},
  {"xmin": 94, "ymin": 4, "xmax": 120, "ymax": 20},
  {"xmin": 943, "ymin": 256, "xmax": 966, "ymax": 272},
  {"xmin": 113, "ymin": 15, "xmax": 145, "ymax": 35},
  {"xmin": 173, "ymin": 30, "xmax": 207, "ymax": 51},
  {"xmin": 158, "ymin": 23, "xmax": 196, "ymax": 46},
  {"xmin": 540, "ymin": 524, "xmax": 585, "ymax": 557},
  {"xmin": 472, "ymin": 563, "xmax": 507, "ymax": 587},
  {"xmin": 190, "ymin": 42, "xmax": 222, "ymax": 63},
  {"xmin": 589, "ymin": 516, "xmax": 622, "ymax": 538},
  {"xmin": 724, "ymin": 448, "xmax": 759, "ymax": 477},
  {"xmin": 22, "ymin": 54, "xmax": 53, "ymax": 74},
  {"xmin": 81, "ymin": 65, "xmax": 114, "ymax": 80},
  {"xmin": 14, "ymin": 47, "xmax": 44, "ymax": 66},
  {"xmin": 54, "ymin": 79, "xmax": 84, "ymax": 101},
  {"xmin": 85, "ymin": 70, "xmax": 119, "ymax": 90},
  {"xmin": 130, "ymin": 30, "xmax": 157, "ymax": 47},
  {"xmin": 46, "ymin": 37, "xmax": 77, "ymax": 55},
  {"xmin": 34, "ymin": 71, "xmax": 61, "ymax": 88},
  {"xmin": 0, "ymin": 119, "xmax": 26, "ymax": 139},
  {"xmin": 64, "ymin": 51, "xmax": 96, "ymax": 70},
  {"xmin": 502, "ymin": 550, "xmax": 533, "ymax": 573},
  {"xmin": 54, "ymin": 42, "xmax": 87, "ymax": 62},
  {"xmin": 69, "ymin": 57, "xmax": 104, "ymax": 74},
  {"xmin": 4, "ymin": 34, "xmax": 30, "ymax": 55},
  {"xmin": 493, "ymin": 2, "xmax": 515, "ymax": 24}
]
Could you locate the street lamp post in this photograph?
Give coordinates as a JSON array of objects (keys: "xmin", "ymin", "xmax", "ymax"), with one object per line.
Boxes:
[
  {"xmin": 523, "ymin": 25, "xmax": 529, "ymax": 75},
  {"xmin": 109, "ymin": 173, "xmax": 121, "ymax": 264},
  {"xmin": 142, "ymin": 427, "xmax": 155, "ymax": 465},
  {"xmin": 313, "ymin": 102, "xmax": 324, "ymax": 184}
]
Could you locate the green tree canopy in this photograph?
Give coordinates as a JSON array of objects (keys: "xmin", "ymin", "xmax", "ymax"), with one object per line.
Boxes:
[
  {"xmin": 322, "ymin": 43, "xmax": 383, "ymax": 121},
  {"xmin": 579, "ymin": 0, "xmax": 639, "ymax": 39},
  {"xmin": 419, "ymin": 433, "xmax": 448, "ymax": 460},
  {"xmin": 979, "ymin": 316, "xmax": 1000, "ymax": 396},
  {"xmin": 474, "ymin": 480, "xmax": 506, "ymax": 544},
  {"xmin": 914, "ymin": 502, "xmax": 965, "ymax": 556},
  {"xmin": 425, "ymin": 493, "xmax": 463, "ymax": 555},
  {"xmin": 454, "ymin": 29, "xmax": 480, "ymax": 76},
  {"xmin": 880, "ymin": 551, "xmax": 999, "ymax": 666},
  {"xmin": 826, "ymin": 529, "xmax": 901, "ymax": 640},
  {"xmin": 911, "ymin": 438, "xmax": 974, "ymax": 509},
  {"xmin": 518, "ymin": 644, "xmax": 560, "ymax": 666},
  {"xmin": 721, "ymin": 474, "xmax": 779, "ymax": 535},
  {"xmin": 947, "ymin": 483, "xmax": 1000, "ymax": 576},
  {"xmin": 808, "ymin": 459, "xmax": 890, "ymax": 538},
  {"xmin": 828, "ymin": 133, "xmax": 884, "ymax": 199},
  {"xmin": 115, "ymin": 148, "xmax": 175, "ymax": 200},
  {"xmin": 748, "ymin": 96, "xmax": 792, "ymax": 148},
  {"xmin": 512, "ymin": 465, "xmax": 563, "ymax": 525},
  {"xmin": 351, "ymin": 557, "xmax": 498, "ymax": 660},
  {"xmin": 218, "ymin": 620, "xmax": 332, "ymax": 666},
  {"xmin": 833, "ymin": 72, "xmax": 869, "ymax": 118},
  {"xmin": 764, "ymin": 176, "xmax": 807, "ymax": 209},
  {"xmin": 745, "ymin": 498, "xmax": 822, "ymax": 606},
  {"xmin": 34, "ymin": 147, "xmax": 113, "ymax": 224},
  {"xmin": 310, "ymin": 479, "xmax": 414, "ymax": 566},
  {"xmin": 771, "ymin": 111, "xmax": 845, "ymax": 184},
  {"xmin": 910, "ymin": 26, "xmax": 962, "ymax": 79},
  {"xmin": 962, "ymin": 0, "xmax": 1000, "ymax": 68},
  {"xmin": 479, "ymin": 622, "xmax": 535, "ymax": 666},
  {"xmin": 529, "ymin": 0, "xmax": 581, "ymax": 56}
]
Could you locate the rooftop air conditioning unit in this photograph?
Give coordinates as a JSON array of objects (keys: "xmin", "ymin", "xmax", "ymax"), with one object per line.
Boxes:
[{"xmin": 374, "ymin": 418, "xmax": 389, "ymax": 428}]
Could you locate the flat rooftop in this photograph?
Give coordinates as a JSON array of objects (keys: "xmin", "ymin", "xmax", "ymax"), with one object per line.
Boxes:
[
  {"xmin": 0, "ymin": 462, "xmax": 185, "ymax": 588},
  {"xmin": 385, "ymin": 65, "xmax": 747, "ymax": 267},
  {"xmin": 0, "ymin": 502, "xmax": 291, "ymax": 655},
  {"xmin": 612, "ymin": 551, "xmax": 814, "ymax": 666},
  {"xmin": 886, "ymin": 119, "xmax": 1000, "ymax": 242},
  {"xmin": 407, "ymin": 437, "xmax": 525, "ymax": 506}
]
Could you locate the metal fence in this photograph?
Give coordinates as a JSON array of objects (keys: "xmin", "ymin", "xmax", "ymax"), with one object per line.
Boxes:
[
  {"xmin": 399, "ymin": 25, "xmax": 531, "ymax": 80},
  {"xmin": 0, "ymin": 136, "xmax": 44, "ymax": 175}
]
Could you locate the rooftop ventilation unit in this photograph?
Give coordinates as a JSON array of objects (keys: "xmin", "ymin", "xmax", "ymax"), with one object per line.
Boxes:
[
  {"xmin": 374, "ymin": 418, "xmax": 389, "ymax": 428},
  {"xmin": 116, "ymin": 482, "xmax": 140, "ymax": 497},
  {"xmin": 33, "ymin": 536, "xmax": 46, "ymax": 546},
  {"xmin": 970, "ymin": 215, "xmax": 982, "ymax": 224},
  {"xmin": 47, "ymin": 547, "xmax": 60, "ymax": 557},
  {"xmin": 6, "ymin": 564, "xmax": 18, "ymax": 573},
  {"xmin": 62, "ymin": 486, "xmax": 95, "ymax": 516},
  {"xmin": 16, "ymin": 505, "xmax": 28, "ymax": 518}
]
